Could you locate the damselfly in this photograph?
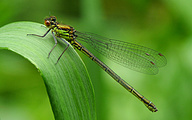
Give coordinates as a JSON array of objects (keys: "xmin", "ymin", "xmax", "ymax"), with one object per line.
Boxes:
[{"xmin": 27, "ymin": 16, "xmax": 167, "ymax": 112}]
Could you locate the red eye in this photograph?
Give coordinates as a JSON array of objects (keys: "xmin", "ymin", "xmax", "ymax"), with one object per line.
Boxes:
[{"xmin": 44, "ymin": 20, "xmax": 50, "ymax": 26}]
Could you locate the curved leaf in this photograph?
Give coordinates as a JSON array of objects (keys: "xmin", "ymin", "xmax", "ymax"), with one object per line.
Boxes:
[{"xmin": 0, "ymin": 22, "xmax": 96, "ymax": 120}]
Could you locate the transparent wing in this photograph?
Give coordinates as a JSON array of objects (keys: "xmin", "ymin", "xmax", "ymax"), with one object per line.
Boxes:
[{"xmin": 76, "ymin": 31, "xmax": 167, "ymax": 75}]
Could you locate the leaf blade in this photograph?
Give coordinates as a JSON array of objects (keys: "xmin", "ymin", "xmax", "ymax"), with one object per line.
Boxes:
[{"xmin": 0, "ymin": 22, "xmax": 96, "ymax": 120}]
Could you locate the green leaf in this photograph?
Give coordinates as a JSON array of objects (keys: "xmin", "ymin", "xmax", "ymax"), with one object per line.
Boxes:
[{"xmin": 0, "ymin": 22, "xmax": 96, "ymax": 120}]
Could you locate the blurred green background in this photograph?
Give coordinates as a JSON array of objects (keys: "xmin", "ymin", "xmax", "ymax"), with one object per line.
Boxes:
[{"xmin": 1, "ymin": 0, "xmax": 192, "ymax": 120}]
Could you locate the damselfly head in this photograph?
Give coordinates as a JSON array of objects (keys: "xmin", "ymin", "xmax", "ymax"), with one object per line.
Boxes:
[
  {"xmin": 44, "ymin": 16, "xmax": 57, "ymax": 28},
  {"xmin": 50, "ymin": 16, "xmax": 57, "ymax": 22}
]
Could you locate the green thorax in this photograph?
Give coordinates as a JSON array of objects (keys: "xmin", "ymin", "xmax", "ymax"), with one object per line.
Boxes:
[{"xmin": 53, "ymin": 23, "xmax": 76, "ymax": 42}]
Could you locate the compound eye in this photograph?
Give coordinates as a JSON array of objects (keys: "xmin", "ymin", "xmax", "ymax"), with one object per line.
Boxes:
[{"xmin": 44, "ymin": 20, "xmax": 51, "ymax": 27}]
